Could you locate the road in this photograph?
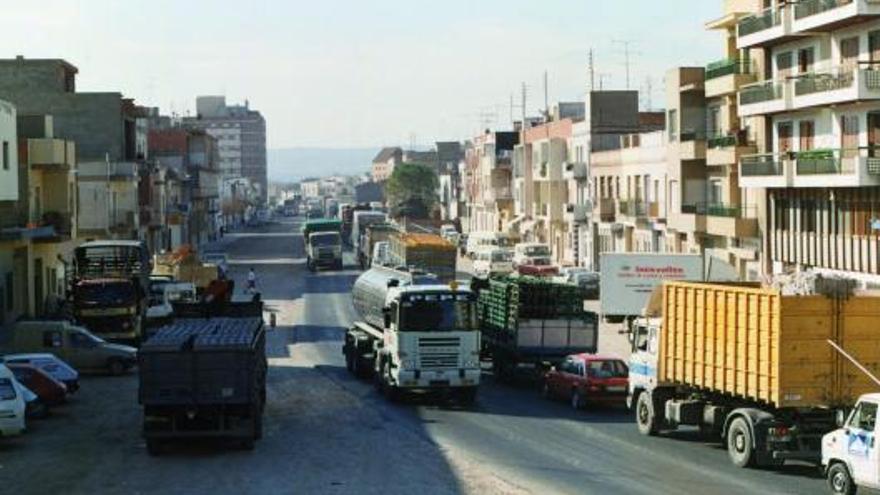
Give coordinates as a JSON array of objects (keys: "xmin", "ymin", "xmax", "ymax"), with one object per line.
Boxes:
[{"xmin": 0, "ymin": 218, "xmax": 827, "ymax": 494}]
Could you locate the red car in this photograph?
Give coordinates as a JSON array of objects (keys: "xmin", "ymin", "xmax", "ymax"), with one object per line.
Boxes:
[
  {"xmin": 7, "ymin": 362, "xmax": 68, "ymax": 407},
  {"xmin": 542, "ymin": 354, "xmax": 629, "ymax": 409}
]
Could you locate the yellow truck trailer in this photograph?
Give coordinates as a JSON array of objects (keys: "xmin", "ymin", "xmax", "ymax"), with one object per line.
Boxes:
[{"xmin": 628, "ymin": 281, "xmax": 880, "ymax": 469}]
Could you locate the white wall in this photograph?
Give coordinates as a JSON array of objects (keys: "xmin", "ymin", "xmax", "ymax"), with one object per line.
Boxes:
[{"xmin": 0, "ymin": 100, "xmax": 17, "ymax": 201}]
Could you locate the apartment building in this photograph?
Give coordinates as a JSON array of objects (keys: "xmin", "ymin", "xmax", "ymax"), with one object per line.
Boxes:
[
  {"xmin": 371, "ymin": 147, "xmax": 402, "ymax": 182},
  {"xmin": 735, "ymin": 0, "xmax": 880, "ymax": 286},
  {"xmin": 184, "ymin": 96, "xmax": 267, "ymax": 204},
  {"xmin": 465, "ymin": 131, "xmax": 519, "ymax": 234},
  {"xmin": 591, "ymin": 130, "xmax": 670, "ymax": 260}
]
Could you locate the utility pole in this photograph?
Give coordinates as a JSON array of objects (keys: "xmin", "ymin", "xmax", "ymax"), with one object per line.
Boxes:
[{"xmin": 588, "ymin": 48, "xmax": 595, "ymax": 92}]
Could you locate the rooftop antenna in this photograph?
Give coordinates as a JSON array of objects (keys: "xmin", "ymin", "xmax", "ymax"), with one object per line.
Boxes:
[
  {"xmin": 588, "ymin": 48, "xmax": 595, "ymax": 92},
  {"xmin": 613, "ymin": 40, "xmax": 641, "ymax": 90},
  {"xmin": 521, "ymin": 82, "xmax": 528, "ymax": 128},
  {"xmin": 543, "ymin": 70, "xmax": 549, "ymax": 117}
]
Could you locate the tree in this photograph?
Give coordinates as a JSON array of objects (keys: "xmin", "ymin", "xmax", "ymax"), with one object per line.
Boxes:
[{"xmin": 385, "ymin": 162, "xmax": 438, "ymax": 218}]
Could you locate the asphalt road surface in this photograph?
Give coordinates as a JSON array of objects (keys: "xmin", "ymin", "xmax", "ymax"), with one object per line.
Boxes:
[{"xmin": 0, "ymin": 218, "xmax": 828, "ymax": 495}]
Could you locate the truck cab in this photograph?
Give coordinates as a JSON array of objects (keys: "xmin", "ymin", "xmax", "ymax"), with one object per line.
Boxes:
[
  {"xmin": 823, "ymin": 394, "xmax": 880, "ymax": 494},
  {"xmin": 627, "ymin": 317, "xmax": 661, "ymax": 409},
  {"xmin": 513, "ymin": 243, "xmax": 552, "ymax": 267},
  {"xmin": 307, "ymin": 232, "xmax": 343, "ymax": 271}
]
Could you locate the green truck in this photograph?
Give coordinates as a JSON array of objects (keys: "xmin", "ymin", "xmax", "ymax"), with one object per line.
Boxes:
[
  {"xmin": 474, "ymin": 276, "xmax": 599, "ymax": 381},
  {"xmin": 302, "ymin": 219, "xmax": 343, "ymax": 271}
]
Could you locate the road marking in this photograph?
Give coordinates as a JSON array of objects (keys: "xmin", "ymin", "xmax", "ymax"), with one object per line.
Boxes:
[{"xmin": 227, "ymin": 258, "xmax": 306, "ymax": 265}]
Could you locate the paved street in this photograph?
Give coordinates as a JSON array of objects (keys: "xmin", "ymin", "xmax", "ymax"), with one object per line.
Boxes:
[{"xmin": 0, "ymin": 219, "xmax": 827, "ymax": 494}]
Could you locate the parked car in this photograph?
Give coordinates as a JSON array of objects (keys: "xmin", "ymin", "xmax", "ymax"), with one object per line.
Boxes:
[
  {"xmin": 7, "ymin": 362, "xmax": 68, "ymax": 407},
  {"xmin": 472, "ymin": 247, "xmax": 514, "ymax": 278},
  {"xmin": 0, "ymin": 320, "xmax": 137, "ymax": 375},
  {"xmin": 1, "ymin": 354, "xmax": 80, "ymax": 393},
  {"xmin": 17, "ymin": 380, "xmax": 48, "ymax": 419},
  {"xmin": 0, "ymin": 364, "xmax": 27, "ymax": 436},
  {"xmin": 542, "ymin": 354, "xmax": 629, "ymax": 409},
  {"xmin": 512, "ymin": 243, "xmax": 553, "ymax": 267}
]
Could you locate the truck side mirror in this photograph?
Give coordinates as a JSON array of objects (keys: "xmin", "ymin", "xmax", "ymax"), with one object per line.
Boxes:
[
  {"xmin": 836, "ymin": 408, "xmax": 848, "ymax": 428},
  {"xmin": 382, "ymin": 307, "xmax": 391, "ymax": 328}
]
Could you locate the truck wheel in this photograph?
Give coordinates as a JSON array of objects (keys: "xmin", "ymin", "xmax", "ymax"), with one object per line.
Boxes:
[
  {"xmin": 828, "ymin": 462, "xmax": 856, "ymax": 495},
  {"xmin": 457, "ymin": 387, "xmax": 478, "ymax": 406},
  {"xmin": 344, "ymin": 349, "xmax": 355, "ymax": 373},
  {"xmin": 570, "ymin": 389, "xmax": 585, "ymax": 410},
  {"xmin": 636, "ymin": 392, "xmax": 659, "ymax": 436},
  {"xmin": 146, "ymin": 439, "xmax": 164, "ymax": 456},
  {"xmin": 108, "ymin": 359, "xmax": 125, "ymax": 376},
  {"xmin": 727, "ymin": 417, "xmax": 755, "ymax": 468}
]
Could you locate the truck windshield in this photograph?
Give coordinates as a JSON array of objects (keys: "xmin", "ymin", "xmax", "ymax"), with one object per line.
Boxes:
[
  {"xmin": 399, "ymin": 293, "xmax": 477, "ymax": 332},
  {"xmin": 311, "ymin": 234, "xmax": 340, "ymax": 246},
  {"xmin": 74, "ymin": 281, "xmax": 136, "ymax": 305}
]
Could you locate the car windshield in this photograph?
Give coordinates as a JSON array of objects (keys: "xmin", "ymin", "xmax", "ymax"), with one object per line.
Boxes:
[
  {"xmin": 524, "ymin": 246, "xmax": 550, "ymax": 256},
  {"xmin": 491, "ymin": 251, "xmax": 512, "ymax": 262},
  {"xmin": 586, "ymin": 360, "xmax": 628, "ymax": 379},
  {"xmin": 0, "ymin": 378, "xmax": 16, "ymax": 400},
  {"xmin": 311, "ymin": 233, "xmax": 340, "ymax": 246},
  {"xmin": 399, "ymin": 293, "xmax": 477, "ymax": 332}
]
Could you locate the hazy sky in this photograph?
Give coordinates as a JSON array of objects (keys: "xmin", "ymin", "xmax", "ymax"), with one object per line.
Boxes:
[{"xmin": 3, "ymin": 1, "xmax": 722, "ymax": 149}]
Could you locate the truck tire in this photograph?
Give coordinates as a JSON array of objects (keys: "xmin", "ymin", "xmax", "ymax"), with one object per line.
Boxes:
[
  {"xmin": 727, "ymin": 417, "xmax": 755, "ymax": 468},
  {"xmin": 636, "ymin": 391, "xmax": 659, "ymax": 436},
  {"xmin": 146, "ymin": 439, "xmax": 164, "ymax": 456},
  {"xmin": 827, "ymin": 462, "xmax": 856, "ymax": 495},
  {"xmin": 457, "ymin": 387, "xmax": 478, "ymax": 406},
  {"xmin": 344, "ymin": 348, "xmax": 355, "ymax": 373}
]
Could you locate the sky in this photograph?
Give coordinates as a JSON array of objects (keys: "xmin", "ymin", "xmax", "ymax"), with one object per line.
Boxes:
[{"xmin": 2, "ymin": 0, "xmax": 722, "ymax": 150}]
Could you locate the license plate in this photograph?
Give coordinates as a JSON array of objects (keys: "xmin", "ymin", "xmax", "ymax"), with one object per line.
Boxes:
[{"xmin": 606, "ymin": 386, "xmax": 625, "ymax": 392}]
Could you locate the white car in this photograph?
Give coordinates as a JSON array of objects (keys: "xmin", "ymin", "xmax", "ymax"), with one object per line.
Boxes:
[
  {"xmin": 472, "ymin": 248, "xmax": 514, "ymax": 278},
  {"xmin": 513, "ymin": 243, "xmax": 552, "ymax": 267},
  {"xmin": 146, "ymin": 282, "xmax": 198, "ymax": 327},
  {"xmin": 0, "ymin": 364, "xmax": 26, "ymax": 437}
]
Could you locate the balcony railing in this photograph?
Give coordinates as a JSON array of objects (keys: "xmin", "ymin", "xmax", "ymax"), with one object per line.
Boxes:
[
  {"xmin": 706, "ymin": 58, "xmax": 751, "ymax": 80},
  {"xmin": 794, "ymin": 148, "xmax": 858, "ymax": 175},
  {"xmin": 738, "ymin": 7, "xmax": 780, "ymax": 37},
  {"xmin": 794, "ymin": 0, "xmax": 853, "ymax": 20},
  {"xmin": 740, "ymin": 80, "xmax": 782, "ymax": 105},
  {"xmin": 618, "ymin": 199, "xmax": 649, "ymax": 217},
  {"xmin": 680, "ymin": 129, "xmax": 707, "ymax": 142},
  {"xmin": 741, "ymin": 153, "xmax": 784, "ymax": 176},
  {"xmin": 708, "ymin": 132, "xmax": 750, "ymax": 149},
  {"xmin": 681, "ymin": 202, "xmax": 756, "ymax": 218},
  {"xmin": 794, "ymin": 69, "xmax": 854, "ymax": 96}
]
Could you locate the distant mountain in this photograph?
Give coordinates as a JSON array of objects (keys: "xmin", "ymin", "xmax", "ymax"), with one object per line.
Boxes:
[{"xmin": 268, "ymin": 147, "xmax": 378, "ymax": 182}]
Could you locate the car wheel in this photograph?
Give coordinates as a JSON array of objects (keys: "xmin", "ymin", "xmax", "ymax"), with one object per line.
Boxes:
[
  {"xmin": 828, "ymin": 462, "xmax": 856, "ymax": 495},
  {"xmin": 727, "ymin": 417, "xmax": 755, "ymax": 468},
  {"xmin": 108, "ymin": 359, "xmax": 125, "ymax": 376}
]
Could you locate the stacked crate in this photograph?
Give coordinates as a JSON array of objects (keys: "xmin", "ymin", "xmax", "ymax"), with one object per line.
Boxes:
[{"xmin": 477, "ymin": 276, "xmax": 590, "ymax": 330}]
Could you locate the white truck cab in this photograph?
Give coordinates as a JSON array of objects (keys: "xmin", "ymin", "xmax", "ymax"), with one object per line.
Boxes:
[
  {"xmin": 626, "ymin": 317, "xmax": 662, "ymax": 408},
  {"xmin": 823, "ymin": 393, "xmax": 880, "ymax": 494}
]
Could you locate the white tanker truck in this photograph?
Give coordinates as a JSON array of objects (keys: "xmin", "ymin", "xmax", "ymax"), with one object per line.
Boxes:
[{"xmin": 343, "ymin": 266, "xmax": 481, "ymax": 404}]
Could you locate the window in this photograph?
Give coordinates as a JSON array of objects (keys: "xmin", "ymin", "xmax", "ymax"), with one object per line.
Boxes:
[
  {"xmin": 2, "ymin": 141, "xmax": 7, "ymax": 170},
  {"xmin": 586, "ymin": 360, "xmax": 628, "ymax": 378},
  {"xmin": 849, "ymin": 401, "xmax": 878, "ymax": 432},
  {"xmin": 776, "ymin": 52, "xmax": 793, "ymax": 79},
  {"xmin": 668, "ymin": 110, "xmax": 678, "ymax": 142},
  {"xmin": 799, "ymin": 121, "xmax": 815, "ymax": 151},
  {"xmin": 42, "ymin": 331, "xmax": 62, "ymax": 348},
  {"xmin": 798, "ymin": 47, "xmax": 815, "ymax": 74},
  {"xmin": 777, "ymin": 122, "xmax": 793, "ymax": 153}
]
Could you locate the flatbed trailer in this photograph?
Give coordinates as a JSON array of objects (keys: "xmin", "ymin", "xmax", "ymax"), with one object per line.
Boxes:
[{"xmin": 138, "ymin": 301, "xmax": 267, "ymax": 455}]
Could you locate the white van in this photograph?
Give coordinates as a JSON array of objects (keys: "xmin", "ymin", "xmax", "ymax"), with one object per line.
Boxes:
[
  {"xmin": 0, "ymin": 364, "xmax": 26, "ymax": 437},
  {"xmin": 466, "ymin": 232, "xmax": 516, "ymax": 258},
  {"xmin": 472, "ymin": 248, "xmax": 514, "ymax": 278}
]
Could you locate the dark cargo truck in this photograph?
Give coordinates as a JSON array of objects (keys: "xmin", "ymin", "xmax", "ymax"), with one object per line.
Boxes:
[
  {"xmin": 474, "ymin": 276, "xmax": 598, "ymax": 381},
  {"xmin": 138, "ymin": 301, "xmax": 267, "ymax": 455}
]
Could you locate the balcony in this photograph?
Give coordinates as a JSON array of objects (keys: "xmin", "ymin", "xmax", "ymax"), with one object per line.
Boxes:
[
  {"xmin": 483, "ymin": 186, "xmax": 513, "ymax": 206},
  {"xmin": 701, "ymin": 203, "xmax": 759, "ymax": 238},
  {"xmin": 737, "ymin": 6, "xmax": 792, "ymax": 49},
  {"xmin": 618, "ymin": 199, "xmax": 649, "ymax": 219},
  {"xmin": 792, "ymin": 0, "xmax": 880, "ymax": 34},
  {"xmin": 707, "ymin": 133, "xmax": 758, "ymax": 166},
  {"xmin": 679, "ymin": 130, "xmax": 707, "ymax": 160},
  {"xmin": 791, "ymin": 66, "xmax": 880, "ymax": 110},
  {"xmin": 495, "ymin": 151, "xmax": 513, "ymax": 169},
  {"xmin": 598, "ymin": 198, "xmax": 616, "ymax": 222},
  {"xmin": 739, "ymin": 80, "xmax": 790, "ymax": 116},
  {"xmin": 791, "ymin": 148, "xmax": 880, "ymax": 187},
  {"xmin": 705, "ymin": 59, "xmax": 756, "ymax": 98},
  {"xmin": 27, "ymin": 139, "xmax": 75, "ymax": 170},
  {"xmin": 739, "ymin": 153, "xmax": 791, "ymax": 188}
]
